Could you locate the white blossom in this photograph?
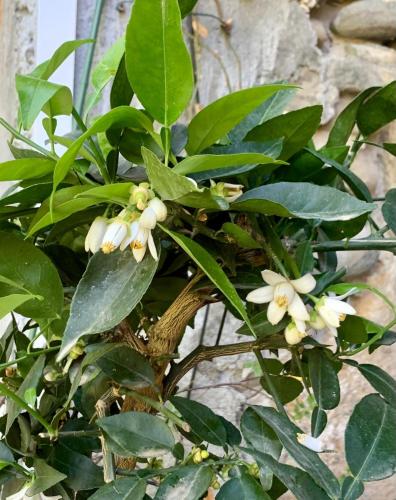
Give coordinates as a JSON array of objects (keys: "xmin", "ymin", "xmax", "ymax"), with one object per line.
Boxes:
[
  {"xmin": 284, "ymin": 321, "xmax": 308, "ymax": 345},
  {"xmin": 315, "ymin": 294, "xmax": 356, "ymax": 336},
  {"xmin": 246, "ymin": 270, "xmax": 316, "ymax": 326},
  {"xmin": 139, "ymin": 206, "xmax": 157, "ymax": 229},
  {"xmin": 297, "ymin": 433, "xmax": 326, "ymax": 453},
  {"xmin": 101, "ymin": 218, "xmax": 129, "ymax": 254},
  {"xmin": 84, "ymin": 216, "xmax": 107, "ymax": 253},
  {"xmin": 148, "ymin": 197, "xmax": 167, "ymax": 221}
]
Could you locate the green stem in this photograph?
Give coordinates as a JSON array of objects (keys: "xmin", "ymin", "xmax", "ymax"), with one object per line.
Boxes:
[
  {"xmin": 39, "ymin": 429, "xmax": 99, "ymax": 439},
  {"xmin": 0, "ymin": 117, "xmax": 57, "ymax": 159},
  {"xmin": 254, "ymin": 349, "xmax": 287, "ymax": 416},
  {"xmin": 0, "ymin": 382, "xmax": 56, "ymax": 437},
  {"xmin": 121, "ymin": 389, "xmax": 191, "ymax": 432},
  {"xmin": 0, "ymin": 345, "xmax": 60, "ymax": 372},
  {"xmin": 341, "ymin": 318, "xmax": 396, "ymax": 357},
  {"xmin": 312, "ymin": 239, "xmax": 396, "ymax": 253},
  {"xmin": 292, "ymin": 348, "xmax": 311, "ymax": 396}
]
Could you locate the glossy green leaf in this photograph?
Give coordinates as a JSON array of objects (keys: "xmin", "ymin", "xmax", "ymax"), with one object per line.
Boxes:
[
  {"xmin": 178, "ymin": 0, "xmax": 198, "ymax": 17},
  {"xmin": 97, "ymin": 412, "xmax": 175, "ymax": 457},
  {"xmin": 250, "ymin": 406, "xmax": 340, "ymax": 498},
  {"xmin": 0, "ymin": 158, "xmax": 55, "ymax": 181},
  {"xmin": 205, "ymin": 138, "xmax": 283, "ymax": 158},
  {"xmin": 31, "ymin": 39, "xmax": 93, "ymax": 80},
  {"xmin": 57, "ymin": 247, "xmax": 158, "ymax": 361},
  {"xmin": 53, "ymin": 106, "xmax": 153, "ymax": 192},
  {"xmin": 6, "ymin": 355, "xmax": 45, "ymax": 433},
  {"xmin": 217, "ymin": 473, "xmax": 270, "ymax": 500},
  {"xmin": 0, "ymin": 442, "xmax": 14, "ymax": 471},
  {"xmin": 357, "ymin": 81, "xmax": 396, "ymax": 136},
  {"xmin": 26, "ymin": 459, "xmax": 67, "ymax": 496},
  {"xmin": 232, "ymin": 182, "xmax": 375, "ymax": 221},
  {"xmin": 170, "ymin": 396, "xmax": 227, "ymax": 446},
  {"xmin": 219, "ymin": 415, "xmax": 242, "ymax": 446},
  {"xmin": 0, "ymin": 231, "xmax": 63, "ymax": 319},
  {"xmin": 240, "ymin": 407, "xmax": 282, "ymax": 458},
  {"xmin": 51, "ymin": 444, "xmax": 104, "ymax": 491},
  {"xmin": 0, "ymin": 182, "xmax": 53, "ymax": 207},
  {"xmin": 173, "ymin": 153, "xmax": 285, "ymax": 176},
  {"xmin": 246, "ymin": 106, "xmax": 322, "ymax": 160},
  {"xmin": 382, "ymin": 188, "xmax": 396, "ymax": 234},
  {"xmin": 261, "ymin": 374, "xmax": 303, "ymax": 405},
  {"xmin": 160, "ymin": 227, "xmax": 255, "ymax": 335},
  {"xmin": 89, "ymin": 477, "xmax": 146, "ymax": 500},
  {"xmin": 341, "ymin": 476, "xmax": 364, "ymax": 500},
  {"xmin": 110, "ymin": 55, "xmax": 134, "ymax": 109},
  {"xmin": 75, "ymin": 182, "xmax": 133, "ymax": 205},
  {"xmin": 16, "ymin": 75, "xmax": 72, "ymax": 130},
  {"xmin": 0, "ymin": 294, "xmax": 33, "ymax": 320},
  {"xmin": 229, "ymin": 86, "xmax": 297, "ymax": 144},
  {"xmin": 308, "ymin": 349, "xmax": 340, "ymax": 410},
  {"xmin": 154, "ymin": 465, "xmax": 212, "ymax": 500},
  {"xmin": 311, "ymin": 407, "xmax": 327, "ymax": 438},
  {"xmin": 357, "ymin": 364, "xmax": 396, "ymax": 407},
  {"xmin": 345, "ymin": 394, "xmax": 396, "ymax": 483},
  {"xmin": 186, "ymin": 85, "xmax": 291, "ymax": 154},
  {"xmin": 326, "ymin": 88, "xmax": 377, "ymax": 147},
  {"xmin": 85, "ymin": 37, "xmax": 125, "ymax": 116},
  {"xmin": 222, "ymin": 222, "xmax": 260, "ymax": 249},
  {"xmin": 242, "ymin": 448, "xmax": 331, "ymax": 500},
  {"xmin": 383, "ymin": 143, "xmax": 396, "ymax": 157},
  {"xmin": 125, "ymin": 0, "xmax": 193, "ymax": 125},
  {"xmin": 295, "ymin": 241, "xmax": 315, "ymax": 274},
  {"xmin": 94, "ymin": 344, "xmax": 155, "ymax": 389}
]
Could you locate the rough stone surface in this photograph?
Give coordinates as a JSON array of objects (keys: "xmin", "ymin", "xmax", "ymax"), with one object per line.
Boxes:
[{"xmin": 332, "ymin": 0, "xmax": 396, "ymax": 41}]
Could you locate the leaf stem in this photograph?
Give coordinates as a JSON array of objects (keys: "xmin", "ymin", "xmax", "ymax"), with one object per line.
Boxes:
[
  {"xmin": 0, "ymin": 382, "xmax": 56, "ymax": 437},
  {"xmin": 312, "ymin": 239, "xmax": 396, "ymax": 253},
  {"xmin": 0, "ymin": 345, "xmax": 60, "ymax": 373}
]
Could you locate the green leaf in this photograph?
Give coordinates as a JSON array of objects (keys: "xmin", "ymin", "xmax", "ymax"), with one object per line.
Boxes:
[
  {"xmin": 232, "ymin": 182, "xmax": 375, "ymax": 221},
  {"xmin": 345, "ymin": 394, "xmax": 396, "ymax": 483},
  {"xmin": 97, "ymin": 412, "xmax": 175, "ymax": 457},
  {"xmin": 178, "ymin": 0, "xmax": 198, "ymax": 17},
  {"xmin": 125, "ymin": 0, "xmax": 193, "ymax": 126},
  {"xmin": 0, "ymin": 294, "xmax": 33, "ymax": 320},
  {"xmin": 295, "ymin": 241, "xmax": 315, "ymax": 274},
  {"xmin": 160, "ymin": 227, "xmax": 255, "ymax": 335},
  {"xmin": 0, "ymin": 182, "xmax": 53, "ymax": 207},
  {"xmin": 0, "ymin": 231, "xmax": 63, "ymax": 319},
  {"xmin": 94, "ymin": 344, "xmax": 155, "ymax": 389},
  {"xmin": 382, "ymin": 188, "xmax": 396, "ymax": 234},
  {"xmin": 222, "ymin": 222, "xmax": 260, "ymax": 249},
  {"xmin": 357, "ymin": 81, "xmax": 396, "ymax": 136},
  {"xmin": 383, "ymin": 143, "xmax": 396, "ymax": 157},
  {"xmin": 89, "ymin": 477, "xmax": 146, "ymax": 500},
  {"xmin": 250, "ymin": 406, "xmax": 340, "ymax": 498},
  {"xmin": 16, "ymin": 75, "xmax": 72, "ymax": 130},
  {"xmin": 85, "ymin": 37, "xmax": 125, "ymax": 116},
  {"xmin": 246, "ymin": 106, "xmax": 323, "ymax": 160},
  {"xmin": 75, "ymin": 182, "xmax": 133, "ymax": 205},
  {"xmin": 308, "ymin": 349, "xmax": 340, "ymax": 410},
  {"xmin": 0, "ymin": 442, "xmax": 14, "ymax": 471},
  {"xmin": 32, "ymin": 39, "xmax": 93, "ymax": 80},
  {"xmin": 186, "ymin": 85, "xmax": 292, "ymax": 154},
  {"xmin": 6, "ymin": 355, "xmax": 45, "ymax": 433},
  {"xmin": 237, "ymin": 311, "xmax": 288, "ymax": 338},
  {"xmin": 356, "ymin": 364, "xmax": 396, "ymax": 407},
  {"xmin": 242, "ymin": 448, "xmax": 331, "ymax": 500},
  {"xmin": 260, "ymin": 375, "xmax": 303, "ymax": 405},
  {"xmin": 229, "ymin": 86, "xmax": 297, "ymax": 144},
  {"xmin": 170, "ymin": 396, "xmax": 227, "ymax": 446},
  {"xmin": 53, "ymin": 106, "xmax": 153, "ymax": 193},
  {"xmin": 240, "ymin": 407, "xmax": 282, "ymax": 458},
  {"xmin": 173, "ymin": 153, "xmax": 285, "ymax": 176},
  {"xmin": 57, "ymin": 248, "xmax": 158, "ymax": 361},
  {"xmin": 0, "ymin": 158, "xmax": 55, "ymax": 181},
  {"xmin": 154, "ymin": 465, "xmax": 212, "ymax": 500},
  {"xmin": 110, "ymin": 55, "xmax": 134, "ymax": 109},
  {"xmin": 26, "ymin": 459, "xmax": 67, "ymax": 496},
  {"xmin": 217, "ymin": 474, "xmax": 270, "ymax": 500},
  {"xmin": 341, "ymin": 476, "xmax": 364, "ymax": 500},
  {"xmin": 311, "ymin": 407, "xmax": 327, "ymax": 438},
  {"xmin": 326, "ymin": 88, "xmax": 378, "ymax": 147},
  {"xmin": 51, "ymin": 443, "xmax": 104, "ymax": 491}
]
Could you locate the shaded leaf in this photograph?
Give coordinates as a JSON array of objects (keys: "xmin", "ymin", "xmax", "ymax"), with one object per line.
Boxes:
[
  {"xmin": 240, "ymin": 407, "xmax": 282, "ymax": 458},
  {"xmin": 26, "ymin": 459, "xmax": 67, "ymax": 496},
  {"xmin": 357, "ymin": 364, "xmax": 396, "ymax": 407},
  {"xmin": 357, "ymin": 81, "xmax": 396, "ymax": 136},
  {"xmin": 308, "ymin": 349, "xmax": 340, "ymax": 410},
  {"xmin": 341, "ymin": 476, "xmax": 364, "ymax": 500},
  {"xmin": 382, "ymin": 188, "xmax": 396, "ymax": 234},
  {"xmin": 154, "ymin": 465, "xmax": 212, "ymax": 500},
  {"xmin": 0, "ymin": 158, "xmax": 55, "ymax": 181},
  {"xmin": 217, "ymin": 473, "xmax": 270, "ymax": 500},
  {"xmin": 89, "ymin": 477, "xmax": 146, "ymax": 500}
]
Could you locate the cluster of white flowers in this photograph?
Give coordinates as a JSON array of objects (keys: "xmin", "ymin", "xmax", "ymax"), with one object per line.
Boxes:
[
  {"xmin": 84, "ymin": 183, "xmax": 167, "ymax": 263},
  {"xmin": 246, "ymin": 269, "xmax": 356, "ymax": 345}
]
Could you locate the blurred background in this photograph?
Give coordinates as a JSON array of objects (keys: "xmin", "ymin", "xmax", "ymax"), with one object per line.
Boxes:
[{"xmin": 1, "ymin": 1, "xmax": 396, "ymax": 497}]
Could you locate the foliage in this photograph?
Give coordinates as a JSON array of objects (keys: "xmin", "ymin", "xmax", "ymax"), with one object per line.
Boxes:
[{"xmin": 0, "ymin": 1, "xmax": 396, "ymax": 498}]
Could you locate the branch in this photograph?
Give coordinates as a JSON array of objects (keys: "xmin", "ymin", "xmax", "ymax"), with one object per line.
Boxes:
[{"xmin": 163, "ymin": 336, "xmax": 286, "ymax": 400}]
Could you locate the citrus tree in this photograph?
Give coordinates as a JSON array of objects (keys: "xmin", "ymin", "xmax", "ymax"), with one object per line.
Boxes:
[{"xmin": 0, "ymin": 0, "xmax": 396, "ymax": 498}]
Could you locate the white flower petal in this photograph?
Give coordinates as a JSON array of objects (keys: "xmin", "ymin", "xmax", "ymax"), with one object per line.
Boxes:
[
  {"xmin": 267, "ymin": 300, "xmax": 287, "ymax": 325},
  {"xmin": 291, "ymin": 273, "xmax": 316, "ymax": 294},
  {"xmin": 85, "ymin": 216, "xmax": 107, "ymax": 253},
  {"xmin": 148, "ymin": 197, "xmax": 167, "ymax": 221},
  {"xmin": 148, "ymin": 232, "xmax": 158, "ymax": 261},
  {"xmin": 288, "ymin": 293, "xmax": 310, "ymax": 321},
  {"xmin": 261, "ymin": 269, "xmax": 285, "ymax": 286},
  {"xmin": 285, "ymin": 323, "xmax": 306, "ymax": 345},
  {"xmin": 139, "ymin": 207, "xmax": 157, "ymax": 229},
  {"xmin": 133, "ymin": 244, "xmax": 147, "ymax": 262},
  {"xmin": 297, "ymin": 433, "xmax": 324, "ymax": 453},
  {"xmin": 325, "ymin": 298, "xmax": 356, "ymax": 316},
  {"xmin": 295, "ymin": 319, "xmax": 307, "ymax": 333},
  {"xmin": 246, "ymin": 286, "xmax": 274, "ymax": 304},
  {"xmin": 317, "ymin": 304, "xmax": 340, "ymax": 328},
  {"xmin": 273, "ymin": 282, "xmax": 295, "ymax": 306},
  {"xmin": 101, "ymin": 219, "xmax": 128, "ymax": 254}
]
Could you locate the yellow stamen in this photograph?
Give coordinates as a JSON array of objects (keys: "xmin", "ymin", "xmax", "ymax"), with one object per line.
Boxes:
[
  {"xmin": 101, "ymin": 242, "xmax": 116, "ymax": 254},
  {"xmin": 339, "ymin": 313, "xmax": 346, "ymax": 321},
  {"xmin": 132, "ymin": 240, "xmax": 144, "ymax": 249},
  {"xmin": 276, "ymin": 295, "xmax": 288, "ymax": 307}
]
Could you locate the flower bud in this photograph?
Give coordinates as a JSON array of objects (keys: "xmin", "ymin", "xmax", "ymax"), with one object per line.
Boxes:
[
  {"xmin": 284, "ymin": 322, "xmax": 307, "ymax": 345},
  {"xmin": 101, "ymin": 218, "xmax": 129, "ymax": 254},
  {"xmin": 85, "ymin": 216, "xmax": 108, "ymax": 253},
  {"xmin": 148, "ymin": 197, "xmax": 167, "ymax": 222},
  {"xmin": 192, "ymin": 451, "xmax": 202, "ymax": 464},
  {"xmin": 130, "ymin": 183, "xmax": 152, "ymax": 210},
  {"xmin": 309, "ymin": 309, "xmax": 326, "ymax": 330},
  {"xmin": 139, "ymin": 207, "xmax": 157, "ymax": 229},
  {"xmin": 200, "ymin": 450, "xmax": 209, "ymax": 459},
  {"xmin": 69, "ymin": 344, "xmax": 85, "ymax": 360},
  {"xmin": 223, "ymin": 182, "xmax": 244, "ymax": 202}
]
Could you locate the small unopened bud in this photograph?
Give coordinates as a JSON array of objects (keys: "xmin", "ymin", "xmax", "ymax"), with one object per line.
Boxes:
[
  {"xmin": 285, "ymin": 322, "xmax": 307, "ymax": 345},
  {"xmin": 148, "ymin": 197, "xmax": 167, "ymax": 222},
  {"xmin": 69, "ymin": 344, "xmax": 84, "ymax": 360},
  {"xmin": 5, "ymin": 367, "xmax": 16, "ymax": 378},
  {"xmin": 200, "ymin": 450, "xmax": 209, "ymax": 459},
  {"xmin": 192, "ymin": 451, "xmax": 202, "ymax": 464}
]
